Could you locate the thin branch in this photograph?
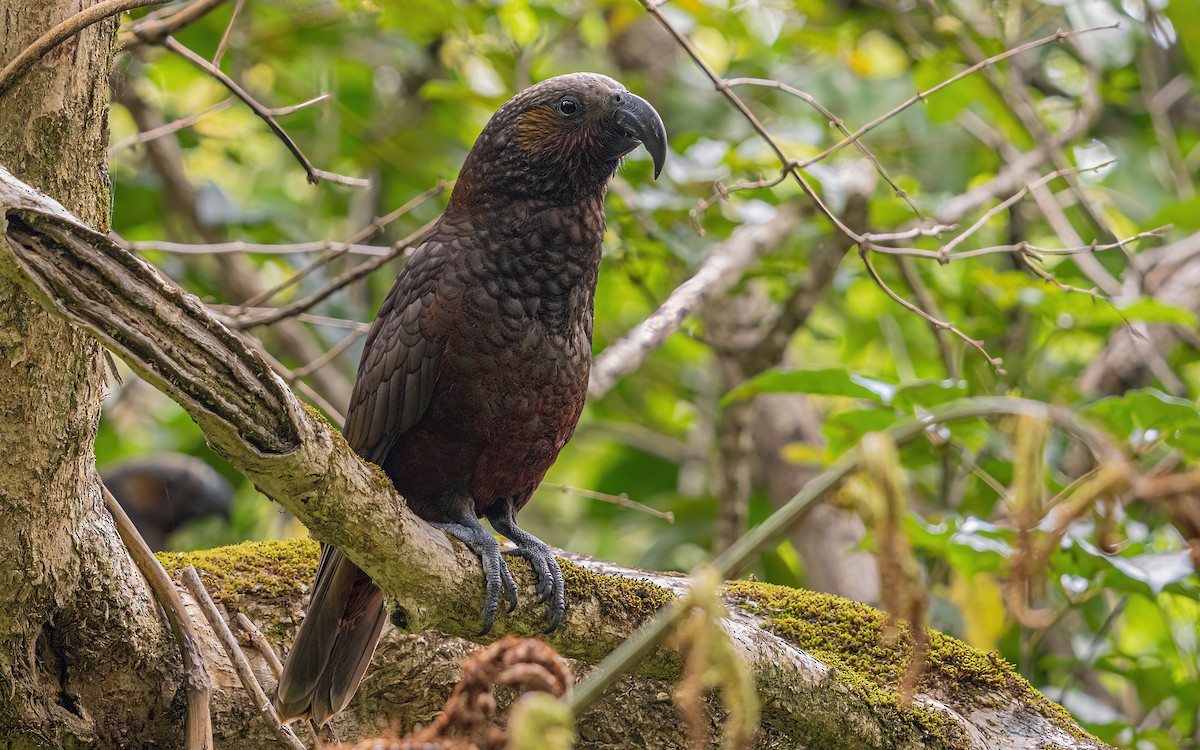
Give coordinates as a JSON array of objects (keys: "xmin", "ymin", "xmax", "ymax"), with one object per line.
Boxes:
[
  {"xmin": 894, "ymin": 256, "xmax": 958, "ymax": 378},
  {"xmin": 939, "ymin": 162, "xmax": 1114, "ymax": 257},
  {"xmin": 795, "ymin": 24, "xmax": 1118, "ymax": 170},
  {"xmin": 537, "ymin": 483, "xmax": 675, "ymax": 522},
  {"xmin": 119, "ymin": 0, "xmax": 229, "ymax": 48},
  {"xmin": 161, "ymin": 35, "xmax": 369, "ymax": 188},
  {"xmin": 211, "ymin": 0, "xmax": 244, "ymax": 68},
  {"xmin": 181, "ymin": 567, "xmax": 307, "ymax": 750},
  {"xmin": 692, "ymin": 169, "xmax": 791, "ymax": 218},
  {"xmin": 860, "ymin": 247, "xmax": 1004, "ymax": 368},
  {"xmin": 103, "ymin": 486, "xmax": 213, "ymax": 750},
  {"xmin": 864, "ymin": 227, "xmax": 1170, "ymax": 263},
  {"xmin": 234, "ymin": 218, "xmax": 437, "ymax": 330},
  {"xmin": 727, "ymin": 77, "xmax": 922, "ymax": 218},
  {"xmin": 233, "ymin": 180, "xmax": 445, "ymax": 312},
  {"xmin": 589, "ymin": 207, "xmax": 802, "ymax": 398},
  {"xmin": 232, "ymin": 612, "xmax": 283, "ymax": 679},
  {"xmin": 118, "ymin": 237, "xmax": 393, "ymax": 257},
  {"xmin": 263, "ymin": 93, "xmax": 330, "ymax": 117},
  {"xmin": 861, "ymin": 225, "xmax": 956, "ymax": 243},
  {"xmin": 109, "ymin": 97, "xmax": 236, "ymax": 156},
  {"xmin": 0, "ymin": 0, "xmax": 172, "ymax": 99},
  {"xmin": 232, "ymin": 612, "xmax": 323, "ymax": 750},
  {"xmin": 290, "ymin": 328, "xmax": 363, "ymax": 380}
]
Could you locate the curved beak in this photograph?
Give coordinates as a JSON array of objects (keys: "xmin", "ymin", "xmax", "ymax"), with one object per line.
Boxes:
[{"xmin": 614, "ymin": 93, "xmax": 667, "ymax": 180}]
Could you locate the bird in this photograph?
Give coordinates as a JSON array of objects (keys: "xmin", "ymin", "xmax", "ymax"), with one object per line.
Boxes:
[
  {"xmin": 273, "ymin": 72, "xmax": 666, "ymax": 726},
  {"xmin": 102, "ymin": 453, "xmax": 234, "ymax": 551}
]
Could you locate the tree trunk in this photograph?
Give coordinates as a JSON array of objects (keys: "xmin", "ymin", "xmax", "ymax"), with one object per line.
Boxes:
[{"xmin": 0, "ymin": 4, "xmax": 179, "ymax": 747}]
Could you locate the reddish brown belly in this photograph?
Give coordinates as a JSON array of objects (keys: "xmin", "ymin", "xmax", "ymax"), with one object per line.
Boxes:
[{"xmin": 381, "ymin": 318, "xmax": 589, "ymax": 522}]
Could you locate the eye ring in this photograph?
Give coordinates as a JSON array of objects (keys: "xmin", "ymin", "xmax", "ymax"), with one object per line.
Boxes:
[{"xmin": 555, "ymin": 95, "xmax": 582, "ymax": 118}]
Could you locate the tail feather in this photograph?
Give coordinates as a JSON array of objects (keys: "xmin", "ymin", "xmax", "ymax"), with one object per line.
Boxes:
[{"xmin": 274, "ymin": 544, "xmax": 386, "ymax": 725}]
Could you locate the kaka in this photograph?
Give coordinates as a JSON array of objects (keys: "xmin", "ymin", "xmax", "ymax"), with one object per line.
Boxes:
[
  {"xmin": 274, "ymin": 72, "xmax": 666, "ymax": 726},
  {"xmin": 101, "ymin": 453, "xmax": 233, "ymax": 551}
]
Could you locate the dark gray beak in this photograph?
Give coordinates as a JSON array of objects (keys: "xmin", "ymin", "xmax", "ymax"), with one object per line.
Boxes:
[{"xmin": 614, "ymin": 92, "xmax": 667, "ymax": 180}]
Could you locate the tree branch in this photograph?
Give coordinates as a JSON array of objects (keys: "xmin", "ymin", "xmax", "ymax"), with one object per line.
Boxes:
[{"xmin": 589, "ymin": 207, "xmax": 801, "ymax": 398}]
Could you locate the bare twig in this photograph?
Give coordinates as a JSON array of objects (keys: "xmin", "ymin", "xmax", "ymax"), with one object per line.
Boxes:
[
  {"xmin": 940, "ymin": 162, "xmax": 1113, "ymax": 257},
  {"xmin": 233, "ymin": 612, "xmax": 322, "ymax": 749},
  {"xmin": 797, "ymin": 25, "xmax": 1117, "ymax": 170},
  {"xmin": 103, "ymin": 486, "xmax": 213, "ymax": 750},
  {"xmin": 119, "ymin": 0, "xmax": 229, "ymax": 48},
  {"xmin": 589, "ymin": 207, "xmax": 801, "ymax": 398},
  {"xmin": 161, "ymin": 35, "xmax": 369, "ymax": 187},
  {"xmin": 233, "ymin": 180, "xmax": 445, "ymax": 312},
  {"xmin": 181, "ymin": 566, "xmax": 307, "ymax": 750},
  {"xmin": 726, "ymin": 76, "xmax": 921, "ymax": 217},
  {"xmin": 864, "ymin": 227, "xmax": 1169, "ymax": 263},
  {"xmin": 862, "ymin": 225, "xmax": 956, "ymax": 243},
  {"xmin": 211, "ymin": 0, "xmax": 244, "ymax": 68},
  {"xmin": 0, "ymin": 0, "xmax": 171, "ymax": 99},
  {"xmin": 290, "ymin": 328, "xmax": 364, "ymax": 380},
  {"xmin": 233, "ymin": 612, "xmax": 283, "ymax": 679},
  {"xmin": 537, "ymin": 483, "xmax": 674, "ymax": 522},
  {"xmin": 234, "ymin": 218, "xmax": 437, "ymax": 329},
  {"xmin": 263, "ymin": 93, "xmax": 331, "ymax": 117},
  {"xmin": 118, "ymin": 237, "xmax": 393, "ymax": 256},
  {"xmin": 894, "ymin": 256, "xmax": 958, "ymax": 377},
  {"xmin": 860, "ymin": 247, "xmax": 1004, "ymax": 368},
  {"xmin": 109, "ymin": 97, "xmax": 236, "ymax": 156}
]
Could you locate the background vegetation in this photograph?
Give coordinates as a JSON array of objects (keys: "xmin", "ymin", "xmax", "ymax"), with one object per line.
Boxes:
[{"xmin": 101, "ymin": 1, "xmax": 1198, "ymax": 747}]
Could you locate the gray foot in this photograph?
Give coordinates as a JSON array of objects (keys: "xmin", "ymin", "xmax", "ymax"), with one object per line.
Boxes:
[
  {"xmin": 431, "ymin": 514, "xmax": 518, "ymax": 635},
  {"xmin": 491, "ymin": 515, "xmax": 566, "ymax": 633}
]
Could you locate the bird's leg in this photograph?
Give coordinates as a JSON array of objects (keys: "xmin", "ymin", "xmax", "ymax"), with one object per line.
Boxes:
[
  {"xmin": 430, "ymin": 506, "xmax": 518, "ymax": 635},
  {"xmin": 489, "ymin": 502, "xmax": 566, "ymax": 633}
]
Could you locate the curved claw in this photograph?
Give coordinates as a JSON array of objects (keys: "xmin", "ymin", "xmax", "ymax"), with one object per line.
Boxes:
[
  {"xmin": 500, "ymin": 556, "xmax": 519, "ymax": 614},
  {"xmin": 497, "ymin": 536, "xmax": 566, "ymax": 633},
  {"xmin": 503, "ymin": 547, "xmax": 552, "ymax": 603},
  {"xmin": 539, "ymin": 552, "xmax": 565, "ymax": 634},
  {"xmin": 431, "ymin": 518, "xmax": 515, "ymax": 635}
]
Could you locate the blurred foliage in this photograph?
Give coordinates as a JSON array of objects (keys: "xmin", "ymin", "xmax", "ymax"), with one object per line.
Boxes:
[{"xmin": 103, "ymin": 0, "xmax": 1199, "ymax": 746}]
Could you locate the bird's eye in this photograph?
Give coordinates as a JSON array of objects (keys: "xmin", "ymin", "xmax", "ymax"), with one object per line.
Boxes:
[{"xmin": 555, "ymin": 96, "xmax": 582, "ymax": 118}]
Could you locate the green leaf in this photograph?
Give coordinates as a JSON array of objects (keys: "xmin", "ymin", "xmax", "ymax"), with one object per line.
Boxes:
[
  {"xmin": 822, "ymin": 407, "xmax": 901, "ymax": 457},
  {"xmin": 722, "ymin": 367, "xmax": 894, "ymax": 406},
  {"xmin": 1086, "ymin": 389, "xmax": 1200, "ymax": 459}
]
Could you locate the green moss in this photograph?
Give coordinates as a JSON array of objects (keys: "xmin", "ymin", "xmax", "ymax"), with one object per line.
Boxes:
[
  {"xmin": 726, "ymin": 580, "xmax": 1100, "ymax": 748},
  {"xmin": 559, "ymin": 558, "xmax": 674, "ymax": 621},
  {"xmin": 157, "ymin": 538, "xmax": 319, "ymax": 609}
]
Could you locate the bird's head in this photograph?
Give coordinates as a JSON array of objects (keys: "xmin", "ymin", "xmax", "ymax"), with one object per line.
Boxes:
[{"xmin": 449, "ymin": 72, "xmax": 667, "ymax": 210}]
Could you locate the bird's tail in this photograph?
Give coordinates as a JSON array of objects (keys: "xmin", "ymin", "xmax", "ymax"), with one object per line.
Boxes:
[{"xmin": 273, "ymin": 543, "xmax": 387, "ymax": 726}]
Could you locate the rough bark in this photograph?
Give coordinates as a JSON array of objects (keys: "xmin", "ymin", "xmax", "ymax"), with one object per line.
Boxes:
[
  {"xmin": 0, "ymin": 4, "xmax": 181, "ymax": 748},
  {"xmin": 0, "ymin": 168, "xmax": 1112, "ymax": 748}
]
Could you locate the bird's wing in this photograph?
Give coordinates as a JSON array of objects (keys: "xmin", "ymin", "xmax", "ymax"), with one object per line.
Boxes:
[
  {"xmin": 275, "ymin": 240, "xmax": 451, "ymax": 724},
  {"xmin": 342, "ymin": 240, "xmax": 450, "ymax": 465}
]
